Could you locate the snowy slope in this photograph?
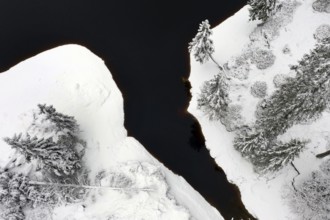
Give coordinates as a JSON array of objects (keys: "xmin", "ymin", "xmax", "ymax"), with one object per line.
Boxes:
[
  {"xmin": 189, "ymin": 1, "xmax": 330, "ymax": 219},
  {"xmin": 0, "ymin": 45, "xmax": 223, "ymax": 220}
]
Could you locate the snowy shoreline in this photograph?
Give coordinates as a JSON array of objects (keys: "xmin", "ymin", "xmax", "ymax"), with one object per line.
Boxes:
[
  {"xmin": 188, "ymin": 1, "xmax": 330, "ymax": 219},
  {"xmin": 0, "ymin": 45, "xmax": 223, "ymax": 220}
]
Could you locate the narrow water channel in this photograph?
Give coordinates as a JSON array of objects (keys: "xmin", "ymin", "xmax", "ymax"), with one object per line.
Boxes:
[{"xmin": 0, "ymin": 1, "xmax": 255, "ymax": 219}]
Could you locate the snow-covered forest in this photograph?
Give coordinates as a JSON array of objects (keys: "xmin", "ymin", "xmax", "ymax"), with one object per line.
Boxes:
[
  {"xmin": 0, "ymin": 0, "xmax": 329, "ymax": 219},
  {"xmin": 189, "ymin": 0, "xmax": 330, "ymax": 219}
]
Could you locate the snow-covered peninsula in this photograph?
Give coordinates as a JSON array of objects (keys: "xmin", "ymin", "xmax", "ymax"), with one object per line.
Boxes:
[
  {"xmin": 0, "ymin": 45, "xmax": 223, "ymax": 220},
  {"xmin": 189, "ymin": 0, "xmax": 330, "ymax": 219}
]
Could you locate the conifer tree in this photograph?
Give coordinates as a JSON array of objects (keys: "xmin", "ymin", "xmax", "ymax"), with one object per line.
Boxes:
[
  {"xmin": 252, "ymin": 139, "xmax": 307, "ymax": 174},
  {"xmin": 198, "ymin": 73, "xmax": 229, "ymax": 120},
  {"xmin": 4, "ymin": 134, "xmax": 81, "ymax": 177},
  {"xmin": 189, "ymin": 20, "xmax": 222, "ymax": 69},
  {"xmin": 233, "ymin": 130, "xmax": 269, "ymax": 158},
  {"xmin": 257, "ymin": 38, "xmax": 330, "ymax": 139},
  {"xmin": 234, "ymin": 131, "xmax": 307, "ymax": 174},
  {"xmin": 248, "ymin": 0, "xmax": 277, "ymax": 22}
]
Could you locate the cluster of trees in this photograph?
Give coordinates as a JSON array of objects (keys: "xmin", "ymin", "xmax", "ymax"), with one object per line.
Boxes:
[
  {"xmin": 234, "ymin": 38, "xmax": 330, "ymax": 174},
  {"xmin": 234, "ymin": 130, "xmax": 307, "ymax": 174},
  {"xmin": 257, "ymin": 38, "xmax": 330, "ymax": 139},
  {"xmin": 4, "ymin": 134, "xmax": 82, "ymax": 177},
  {"xmin": 190, "ymin": 1, "xmax": 280, "ymax": 129},
  {"xmin": 190, "ymin": 3, "xmax": 330, "ymax": 219},
  {"xmin": 189, "ymin": 2, "xmax": 329, "ymax": 176},
  {"xmin": 1, "ymin": 104, "xmax": 86, "ymax": 220},
  {"xmin": 190, "ymin": 20, "xmax": 234, "ymax": 130},
  {"xmin": 4, "ymin": 104, "xmax": 85, "ymax": 178}
]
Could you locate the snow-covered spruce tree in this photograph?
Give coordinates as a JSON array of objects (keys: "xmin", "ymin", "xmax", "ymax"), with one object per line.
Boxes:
[
  {"xmin": 256, "ymin": 38, "xmax": 330, "ymax": 139},
  {"xmin": 252, "ymin": 139, "xmax": 307, "ymax": 174},
  {"xmin": 4, "ymin": 133, "xmax": 81, "ymax": 177},
  {"xmin": 189, "ymin": 20, "xmax": 222, "ymax": 69},
  {"xmin": 197, "ymin": 73, "xmax": 230, "ymax": 121},
  {"xmin": 248, "ymin": 0, "xmax": 277, "ymax": 22},
  {"xmin": 233, "ymin": 129, "xmax": 269, "ymax": 158},
  {"xmin": 234, "ymin": 130, "xmax": 307, "ymax": 174},
  {"xmin": 3, "ymin": 104, "xmax": 86, "ymax": 178},
  {"xmin": 38, "ymin": 104, "xmax": 78, "ymax": 133}
]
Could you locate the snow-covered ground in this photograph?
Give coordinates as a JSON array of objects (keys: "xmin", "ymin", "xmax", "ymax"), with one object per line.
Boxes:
[
  {"xmin": 0, "ymin": 45, "xmax": 223, "ymax": 220},
  {"xmin": 189, "ymin": 1, "xmax": 330, "ymax": 219}
]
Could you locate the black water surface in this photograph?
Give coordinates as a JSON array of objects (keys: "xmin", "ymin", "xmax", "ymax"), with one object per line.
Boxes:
[{"xmin": 0, "ymin": 1, "xmax": 255, "ymax": 219}]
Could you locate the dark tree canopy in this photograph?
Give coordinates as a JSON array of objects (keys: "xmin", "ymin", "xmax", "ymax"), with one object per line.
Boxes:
[
  {"xmin": 257, "ymin": 39, "xmax": 330, "ymax": 139},
  {"xmin": 248, "ymin": 0, "xmax": 277, "ymax": 22},
  {"xmin": 197, "ymin": 74, "xmax": 229, "ymax": 121}
]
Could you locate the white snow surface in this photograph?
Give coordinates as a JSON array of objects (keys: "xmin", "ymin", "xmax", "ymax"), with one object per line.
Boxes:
[
  {"xmin": 189, "ymin": 1, "xmax": 330, "ymax": 220},
  {"xmin": 0, "ymin": 45, "xmax": 223, "ymax": 220}
]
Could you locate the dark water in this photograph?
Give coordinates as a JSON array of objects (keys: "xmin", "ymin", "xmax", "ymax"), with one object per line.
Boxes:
[{"xmin": 0, "ymin": 1, "xmax": 255, "ymax": 219}]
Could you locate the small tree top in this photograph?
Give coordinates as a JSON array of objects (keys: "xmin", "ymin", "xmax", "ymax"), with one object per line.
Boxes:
[{"xmin": 189, "ymin": 19, "xmax": 215, "ymax": 64}]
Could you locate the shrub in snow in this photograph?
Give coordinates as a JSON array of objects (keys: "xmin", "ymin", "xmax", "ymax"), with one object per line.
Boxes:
[
  {"xmin": 314, "ymin": 24, "xmax": 330, "ymax": 42},
  {"xmin": 220, "ymin": 104, "xmax": 244, "ymax": 132},
  {"xmin": 251, "ymin": 49, "xmax": 276, "ymax": 69},
  {"xmin": 0, "ymin": 171, "xmax": 50, "ymax": 220},
  {"xmin": 226, "ymin": 54, "xmax": 251, "ymax": 80},
  {"xmin": 0, "ymin": 170, "xmax": 83, "ymax": 220},
  {"xmin": 289, "ymin": 171, "xmax": 330, "ymax": 220},
  {"xmin": 256, "ymin": 39, "xmax": 330, "ymax": 139},
  {"xmin": 312, "ymin": 0, "xmax": 330, "ymax": 13},
  {"xmin": 198, "ymin": 74, "xmax": 230, "ymax": 121},
  {"xmin": 273, "ymin": 74, "xmax": 290, "ymax": 88},
  {"xmin": 282, "ymin": 44, "xmax": 291, "ymax": 54},
  {"xmin": 1, "ymin": 172, "xmax": 29, "ymax": 204},
  {"xmin": 250, "ymin": 81, "xmax": 268, "ymax": 98},
  {"xmin": 248, "ymin": 0, "xmax": 277, "ymax": 22},
  {"xmin": 4, "ymin": 104, "xmax": 85, "ymax": 178}
]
